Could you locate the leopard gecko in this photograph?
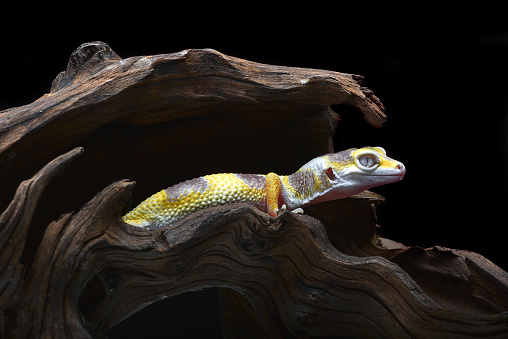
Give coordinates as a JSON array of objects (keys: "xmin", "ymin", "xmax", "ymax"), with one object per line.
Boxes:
[{"xmin": 123, "ymin": 147, "xmax": 405, "ymax": 228}]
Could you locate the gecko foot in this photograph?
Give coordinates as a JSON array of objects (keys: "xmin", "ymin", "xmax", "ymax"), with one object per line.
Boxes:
[
  {"xmin": 291, "ymin": 208, "xmax": 304, "ymax": 214},
  {"xmin": 278, "ymin": 204, "xmax": 304, "ymax": 215}
]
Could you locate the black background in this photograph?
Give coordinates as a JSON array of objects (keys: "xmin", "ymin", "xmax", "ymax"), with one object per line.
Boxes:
[{"xmin": 2, "ymin": 7, "xmax": 507, "ymax": 338}]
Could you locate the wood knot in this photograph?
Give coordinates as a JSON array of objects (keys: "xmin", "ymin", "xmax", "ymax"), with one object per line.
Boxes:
[{"xmin": 50, "ymin": 41, "xmax": 121, "ymax": 92}]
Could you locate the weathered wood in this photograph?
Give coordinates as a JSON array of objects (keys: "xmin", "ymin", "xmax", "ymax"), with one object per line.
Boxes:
[
  {"xmin": 0, "ymin": 148, "xmax": 84, "ymax": 336},
  {"xmin": 3, "ymin": 163, "xmax": 508, "ymax": 337},
  {"xmin": 1, "ymin": 42, "xmax": 507, "ymax": 338}
]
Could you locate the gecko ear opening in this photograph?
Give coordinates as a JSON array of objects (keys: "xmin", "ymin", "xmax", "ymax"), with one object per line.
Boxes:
[{"xmin": 326, "ymin": 167, "xmax": 337, "ymax": 181}]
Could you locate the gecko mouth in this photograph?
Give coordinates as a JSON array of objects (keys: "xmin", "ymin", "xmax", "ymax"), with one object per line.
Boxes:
[
  {"xmin": 374, "ymin": 173, "xmax": 405, "ymax": 177},
  {"xmin": 376, "ymin": 173, "xmax": 406, "ymax": 182},
  {"xmin": 371, "ymin": 174, "xmax": 405, "ymax": 182}
]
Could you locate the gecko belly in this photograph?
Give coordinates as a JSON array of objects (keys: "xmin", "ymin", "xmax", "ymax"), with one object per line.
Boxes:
[{"xmin": 123, "ymin": 174, "xmax": 267, "ymax": 228}]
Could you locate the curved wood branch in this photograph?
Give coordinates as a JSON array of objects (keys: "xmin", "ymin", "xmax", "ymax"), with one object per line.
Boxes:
[
  {"xmin": 6, "ymin": 168, "xmax": 508, "ymax": 337},
  {"xmin": 0, "ymin": 147, "xmax": 83, "ymax": 310},
  {"xmin": 1, "ymin": 42, "xmax": 507, "ymax": 338}
]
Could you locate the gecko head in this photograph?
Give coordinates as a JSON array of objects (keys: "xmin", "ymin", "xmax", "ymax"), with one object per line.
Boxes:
[{"xmin": 323, "ymin": 146, "xmax": 405, "ymax": 197}]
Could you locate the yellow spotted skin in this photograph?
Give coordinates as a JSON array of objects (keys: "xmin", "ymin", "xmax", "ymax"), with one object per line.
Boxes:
[
  {"xmin": 122, "ymin": 189, "xmax": 173, "ymax": 227},
  {"xmin": 123, "ymin": 147, "xmax": 405, "ymax": 229},
  {"xmin": 123, "ymin": 173, "xmax": 267, "ymax": 228}
]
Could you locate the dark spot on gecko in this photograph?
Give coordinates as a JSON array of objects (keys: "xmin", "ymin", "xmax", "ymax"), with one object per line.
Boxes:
[
  {"xmin": 234, "ymin": 173, "xmax": 266, "ymax": 190},
  {"xmin": 326, "ymin": 150, "xmax": 353, "ymax": 164},
  {"xmin": 165, "ymin": 177, "xmax": 209, "ymax": 201}
]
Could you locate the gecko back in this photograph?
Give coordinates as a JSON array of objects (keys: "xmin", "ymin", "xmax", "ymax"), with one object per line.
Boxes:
[{"xmin": 123, "ymin": 173, "xmax": 267, "ymax": 228}]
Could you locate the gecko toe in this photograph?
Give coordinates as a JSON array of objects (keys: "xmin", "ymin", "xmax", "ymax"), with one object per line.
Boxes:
[{"xmin": 291, "ymin": 208, "xmax": 304, "ymax": 214}]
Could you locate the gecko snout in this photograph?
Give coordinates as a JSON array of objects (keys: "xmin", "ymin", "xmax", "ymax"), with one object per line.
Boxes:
[{"xmin": 395, "ymin": 162, "xmax": 406, "ymax": 178}]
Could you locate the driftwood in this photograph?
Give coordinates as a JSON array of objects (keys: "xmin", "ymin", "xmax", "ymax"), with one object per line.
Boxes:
[{"xmin": 0, "ymin": 41, "xmax": 507, "ymax": 338}]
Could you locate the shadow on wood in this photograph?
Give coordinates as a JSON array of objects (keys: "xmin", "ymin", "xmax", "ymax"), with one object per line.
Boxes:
[{"xmin": 0, "ymin": 42, "xmax": 507, "ymax": 338}]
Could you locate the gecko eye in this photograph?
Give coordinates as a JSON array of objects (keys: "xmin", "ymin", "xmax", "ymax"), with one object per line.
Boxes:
[{"xmin": 356, "ymin": 153, "xmax": 380, "ymax": 171}]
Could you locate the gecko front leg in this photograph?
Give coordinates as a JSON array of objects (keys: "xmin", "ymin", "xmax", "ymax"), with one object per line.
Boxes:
[{"xmin": 265, "ymin": 172, "xmax": 281, "ymax": 217}]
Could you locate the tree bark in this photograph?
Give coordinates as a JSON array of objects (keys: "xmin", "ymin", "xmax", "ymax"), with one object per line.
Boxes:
[{"xmin": 1, "ymin": 41, "xmax": 507, "ymax": 338}]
